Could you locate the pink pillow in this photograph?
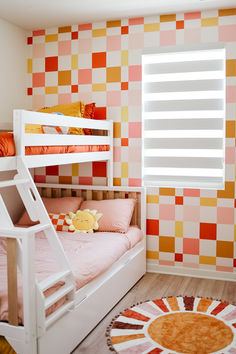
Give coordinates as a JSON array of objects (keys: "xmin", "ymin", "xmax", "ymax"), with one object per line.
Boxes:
[
  {"xmin": 80, "ymin": 198, "xmax": 136, "ymax": 233},
  {"xmin": 17, "ymin": 197, "xmax": 83, "ymax": 226}
]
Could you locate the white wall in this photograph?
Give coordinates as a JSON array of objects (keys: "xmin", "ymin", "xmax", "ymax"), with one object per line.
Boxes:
[
  {"xmin": 0, "ymin": 18, "xmax": 29, "ymax": 221},
  {"xmin": 0, "ymin": 17, "xmax": 28, "ymax": 129}
]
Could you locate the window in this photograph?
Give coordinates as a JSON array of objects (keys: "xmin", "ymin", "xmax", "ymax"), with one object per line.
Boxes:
[{"xmin": 142, "ymin": 43, "xmax": 225, "ymax": 189}]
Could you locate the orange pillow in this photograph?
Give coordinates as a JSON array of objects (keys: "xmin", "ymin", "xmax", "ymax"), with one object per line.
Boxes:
[{"xmin": 83, "ymin": 103, "xmax": 96, "ymax": 135}]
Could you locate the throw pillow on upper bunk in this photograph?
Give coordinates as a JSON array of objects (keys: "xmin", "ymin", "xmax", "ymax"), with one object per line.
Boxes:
[
  {"xmin": 82, "ymin": 103, "xmax": 96, "ymax": 135},
  {"xmin": 25, "ymin": 101, "xmax": 85, "ymax": 135},
  {"xmin": 80, "ymin": 198, "xmax": 136, "ymax": 233},
  {"xmin": 17, "ymin": 196, "xmax": 83, "ymax": 226},
  {"xmin": 66, "ymin": 209, "xmax": 103, "ymax": 233}
]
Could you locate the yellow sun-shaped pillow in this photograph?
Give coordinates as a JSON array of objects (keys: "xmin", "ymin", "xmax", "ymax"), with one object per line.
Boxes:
[{"xmin": 66, "ymin": 209, "xmax": 102, "ymax": 233}]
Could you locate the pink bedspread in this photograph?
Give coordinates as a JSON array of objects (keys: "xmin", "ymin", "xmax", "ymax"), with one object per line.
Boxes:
[{"xmin": 0, "ymin": 226, "xmax": 143, "ymax": 323}]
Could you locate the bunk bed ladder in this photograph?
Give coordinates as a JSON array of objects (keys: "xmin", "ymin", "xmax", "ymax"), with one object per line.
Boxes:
[{"xmin": 13, "ymin": 157, "xmax": 75, "ymax": 334}]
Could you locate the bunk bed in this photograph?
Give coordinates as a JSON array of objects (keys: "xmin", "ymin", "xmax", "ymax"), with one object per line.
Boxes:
[{"xmin": 0, "ymin": 109, "xmax": 146, "ymax": 354}]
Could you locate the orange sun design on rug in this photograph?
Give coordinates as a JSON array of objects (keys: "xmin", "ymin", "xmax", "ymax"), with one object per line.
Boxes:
[{"xmin": 107, "ymin": 296, "xmax": 236, "ymax": 353}]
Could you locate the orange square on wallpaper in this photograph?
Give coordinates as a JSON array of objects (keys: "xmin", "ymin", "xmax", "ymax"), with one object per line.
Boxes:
[
  {"xmin": 92, "ymin": 52, "xmax": 106, "ymax": 68},
  {"xmin": 159, "ymin": 236, "xmax": 175, "ymax": 253},
  {"xmin": 121, "ymin": 138, "xmax": 128, "ymax": 146},
  {"xmin": 217, "ymin": 181, "xmax": 235, "ymax": 199},
  {"xmin": 58, "ymin": 71, "xmax": 71, "ymax": 85},
  {"xmin": 121, "ymin": 82, "xmax": 128, "ymax": 90},
  {"xmin": 106, "ymin": 67, "xmax": 121, "ymax": 83},
  {"xmin": 226, "ymin": 59, "xmax": 236, "ymax": 76},
  {"xmin": 216, "ymin": 241, "xmax": 234, "ymax": 258},
  {"xmin": 32, "ymin": 72, "xmax": 45, "ymax": 87},
  {"xmin": 176, "ymin": 20, "xmax": 184, "ymax": 29},
  {"xmin": 226, "ymin": 121, "xmax": 235, "ymax": 138}
]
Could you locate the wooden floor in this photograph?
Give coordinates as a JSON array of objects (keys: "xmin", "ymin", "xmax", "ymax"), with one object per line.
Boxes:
[{"xmin": 72, "ymin": 272, "xmax": 236, "ymax": 354}]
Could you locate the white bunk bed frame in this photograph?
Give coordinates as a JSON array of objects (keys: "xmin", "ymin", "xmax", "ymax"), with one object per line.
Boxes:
[{"xmin": 0, "ymin": 110, "xmax": 146, "ymax": 354}]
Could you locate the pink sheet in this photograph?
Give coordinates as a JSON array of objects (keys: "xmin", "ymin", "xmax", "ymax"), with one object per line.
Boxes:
[{"xmin": 0, "ymin": 226, "xmax": 143, "ymax": 323}]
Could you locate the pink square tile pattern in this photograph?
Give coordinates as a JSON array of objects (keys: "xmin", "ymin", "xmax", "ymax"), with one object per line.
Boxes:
[
  {"xmin": 217, "ymin": 207, "xmax": 234, "ymax": 224},
  {"xmin": 226, "ymin": 86, "xmax": 236, "ymax": 103},
  {"xmin": 183, "ymin": 238, "xmax": 199, "ymax": 255},
  {"xmin": 78, "ymin": 38, "xmax": 92, "ymax": 53},
  {"xmin": 128, "ymin": 33, "xmax": 144, "ymax": 49},
  {"xmin": 128, "ymin": 178, "xmax": 142, "ymax": 187},
  {"xmin": 159, "ymin": 204, "xmax": 175, "ymax": 220},
  {"xmin": 129, "ymin": 17, "xmax": 144, "ymax": 25},
  {"xmin": 184, "ymin": 28, "xmax": 201, "ymax": 43},
  {"xmin": 183, "ymin": 206, "xmax": 200, "ymax": 222},
  {"xmin": 29, "ymin": 9, "xmax": 236, "ymax": 275},
  {"xmin": 58, "ymin": 40, "xmax": 71, "ymax": 56},
  {"xmin": 107, "ymin": 91, "xmax": 121, "ymax": 106},
  {"xmin": 219, "ymin": 25, "xmax": 236, "ymax": 42},
  {"xmin": 107, "ymin": 36, "xmax": 121, "ymax": 51},
  {"xmin": 32, "ymin": 43, "xmax": 45, "ymax": 58},
  {"xmin": 58, "ymin": 93, "xmax": 71, "ymax": 104},
  {"xmin": 160, "ymin": 30, "xmax": 176, "ymax": 46},
  {"xmin": 184, "ymin": 12, "xmax": 201, "ymax": 20},
  {"xmin": 32, "ymin": 72, "xmax": 45, "ymax": 87},
  {"xmin": 226, "ymin": 147, "xmax": 235, "ymax": 164},
  {"xmin": 128, "ymin": 122, "xmax": 142, "ymax": 138},
  {"xmin": 78, "ymin": 69, "xmax": 92, "ymax": 84},
  {"xmin": 128, "ymin": 65, "xmax": 142, "ymax": 81}
]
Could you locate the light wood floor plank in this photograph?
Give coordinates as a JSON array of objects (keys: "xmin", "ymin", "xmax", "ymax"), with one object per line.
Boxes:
[{"xmin": 72, "ymin": 273, "xmax": 236, "ymax": 354}]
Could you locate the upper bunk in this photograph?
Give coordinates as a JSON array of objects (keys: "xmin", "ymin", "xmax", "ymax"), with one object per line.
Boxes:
[{"xmin": 0, "ymin": 109, "xmax": 113, "ymax": 174}]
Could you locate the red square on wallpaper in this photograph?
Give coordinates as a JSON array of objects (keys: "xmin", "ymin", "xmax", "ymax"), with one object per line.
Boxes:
[
  {"xmin": 94, "ymin": 107, "xmax": 106, "ymax": 120},
  {"xmin": 175, "ymin": 253, "xmax": 183, "ymax": 262},
  {"xmin": 46, "ymin": 165, "xmax": 58, "ymax": 176},
  {"xmin": 92, "ymin": 52, "xmax": 106, "ymax": 68},
  {"xmin": 27, "ymin": 88, "xmax": 32, "ymax": 96},
  {"xmin": 92, "ymin": 162, "xmax": 107, "ymax": 177},
  {"xmin": 71, "ymin": 85, "xmax": 78, "ymax": 93},
  {"xmin": 71, "ymin": 31, "xmax": 78, "ymax": 40},
  {"xmin": 121, "ymin": 138, "xmax": 128, "ymax": 146},
  {"xmin": 175, "ymin": 196, "xmax": 183, "ymax": 205},
  {"xmin": 176, "ymin": 21, "xmax": 184, "ymax": 29},
  {"xmin": 200, "ymin": 223, "xmax": 217, "ymax": 240},
  {"xmin": 121, "ymin": 26, "xmax": 129, "ymax": 35},
  {"xmin": 121, "ymin": 82, "xmax": 128, "ymax": 90},
  {"xmin": 27, "ymin": 36, "xmax": 33, "ymax": 45},
  {"xmin": 45, "ymin": 56, "xmax": 58, "ymax": 72},
  {"xmin": 146, "ymin": 219, "xmax": 159, "ymax": 236}
]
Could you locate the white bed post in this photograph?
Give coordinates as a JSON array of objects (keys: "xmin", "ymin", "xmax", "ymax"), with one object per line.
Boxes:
[
  {"xmin": 13, "ymin": 110, "xmax": 25, "ymax": 157},
  {"xmin": 21, "ymin": 234, "xmax": 37, "ymax": 354},
  {"xmin": 107, "ymin": 120, "xmax": 113, "ymax": 187}
]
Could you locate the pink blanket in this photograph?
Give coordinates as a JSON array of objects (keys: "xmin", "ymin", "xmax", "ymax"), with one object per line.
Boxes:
[{"xmin": 0, "ymin": 226, "xmax": 143, "ymax": 323}]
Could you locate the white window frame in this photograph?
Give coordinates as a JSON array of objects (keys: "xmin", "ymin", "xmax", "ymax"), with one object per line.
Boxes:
[{"xmin": 142, "ymin": 43, "xmax": 226, "ymax": 190}]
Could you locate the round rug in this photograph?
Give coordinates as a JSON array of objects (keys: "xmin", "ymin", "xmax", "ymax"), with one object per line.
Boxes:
[{"xmin": 107, "ymin": 296, "xmax": 236, "ymax": 354}]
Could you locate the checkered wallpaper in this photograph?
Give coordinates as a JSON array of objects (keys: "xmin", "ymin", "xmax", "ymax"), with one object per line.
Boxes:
[{"xmin": 27, "ymin": 8, "xmax": 236, "ymax": 273}]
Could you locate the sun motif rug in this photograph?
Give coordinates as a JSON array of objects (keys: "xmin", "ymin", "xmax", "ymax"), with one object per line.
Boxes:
[{"xmin": 106, "ymin": 296, "xmax": 236, "ymax": 354}]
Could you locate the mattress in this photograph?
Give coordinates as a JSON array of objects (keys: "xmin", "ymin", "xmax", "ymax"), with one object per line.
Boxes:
[
  {"xmin": 0, "ymin": 132, "xmax": 109, "ymax": 157},
  {"xmin": 0, "ymin": 226, "xmax": 143, "ymax": 323}
]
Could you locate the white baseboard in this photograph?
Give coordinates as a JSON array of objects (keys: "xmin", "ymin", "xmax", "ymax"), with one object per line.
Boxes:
[{"xmin": 147, "ymin": 261, "xmax": 236, "ymax": 282}]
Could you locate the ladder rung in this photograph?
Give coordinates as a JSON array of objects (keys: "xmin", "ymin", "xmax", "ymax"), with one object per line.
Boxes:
[
  {"xmin": 45, "ymin": 300, "xmax": 74, "ymax": 328},
  {"xmin": 44, "ymin": 283, "xmax": 74, "ymax": 310},
  {"xmin": 0, "ymin": 178, "xmax": 29, "ymax": 188},
  {"xmin": 39, "ymin": 270, "xmax": 72, "ymax": 292},
  {"xmin": 0, "ymin": 224, "xmax": 51, "ymax": 238}
]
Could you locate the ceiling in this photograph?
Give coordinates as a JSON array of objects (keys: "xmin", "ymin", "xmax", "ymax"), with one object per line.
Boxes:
[{"xmin": 0, "ymin": 0, "xmax": 235, "ymax": 31}]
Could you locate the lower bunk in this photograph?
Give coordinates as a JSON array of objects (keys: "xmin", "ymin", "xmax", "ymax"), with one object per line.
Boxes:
[{"xmin": 0, "ymin": 185, "xmax": 146, "ymax": 354}]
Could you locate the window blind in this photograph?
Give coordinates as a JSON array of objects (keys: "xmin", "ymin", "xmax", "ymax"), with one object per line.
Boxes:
[{"xmin": 142, "ymin": 44, "xmax": 226, "ymax": 189}]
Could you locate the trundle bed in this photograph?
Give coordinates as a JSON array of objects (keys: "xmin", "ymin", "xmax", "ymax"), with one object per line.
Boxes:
[{"xmin": 0, "ymin": 109, "xmax": 146, "ymax": 354}]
